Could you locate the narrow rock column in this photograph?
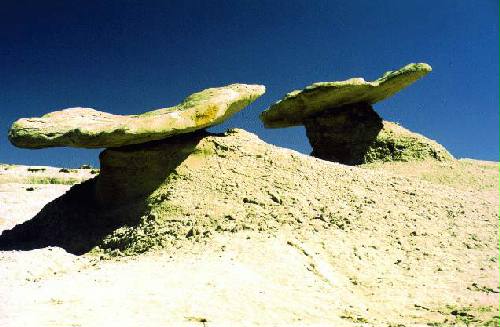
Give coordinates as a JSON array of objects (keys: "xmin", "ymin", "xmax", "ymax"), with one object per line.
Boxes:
[{"xmin": 303, "ymin": 103, "xmax": 383, "ymax": 165}]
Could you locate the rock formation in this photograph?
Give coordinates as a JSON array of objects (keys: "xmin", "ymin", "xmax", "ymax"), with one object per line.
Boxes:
[
  {"xmin": 0, "ymin": 129, "xmax": 486, "ymax": 256},
  {"xmin": 2, "ymin": 80, "xmax": 265, "ymax": 253},
  {"xmin": 260, "ymin": 63, "xmax": 453, "ymax": 164},
  {"xmin": 1, "ymin": 69, "xmax": 496, "ymax": 326},
  {"xmin": 9, "ymin": 84, "xmax": 265, "ymax": 148}
]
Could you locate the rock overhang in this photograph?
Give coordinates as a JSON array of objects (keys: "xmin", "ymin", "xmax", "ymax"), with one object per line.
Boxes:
[
  {"xmin": 259, "ymin": 63, "xmax": 432, "ymax": 128},
  {"xmin": 8, "ymin": 83, "xmax": 265, "ymax": 149}
]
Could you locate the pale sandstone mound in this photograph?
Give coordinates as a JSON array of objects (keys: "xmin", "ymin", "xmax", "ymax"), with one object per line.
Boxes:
[
  {"xmin": 8, "ymin": 84, "xmax": 265, "ymax": 148},
  {"xmin": 364, "ymin": 121, "xmax": 453, "ymax": 162},
  {"xmin": 260, "ymin": 63, "xmax": 431, "ymax": 128},
  {"xmin": 0, "ymin": 129, "xmax": 491, "ymax": 258}
]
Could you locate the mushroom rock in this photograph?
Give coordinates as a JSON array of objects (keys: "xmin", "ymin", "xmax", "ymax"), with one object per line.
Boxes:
[
  {"xmin": 260, "ymin": 63, "xmax": 453, "ymax": 164},
  {"xmin": 260, "ymin": 63, "xmax": 432, "ymax": 128},
  {"xmin": 9, "ymin": 84, "xmax": 265, "ymax": 149}
]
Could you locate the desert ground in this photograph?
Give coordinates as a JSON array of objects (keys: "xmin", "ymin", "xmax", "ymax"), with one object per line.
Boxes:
[{"xmin": 0, "ymin": 134, "xmax": 498, "ymax": 326}]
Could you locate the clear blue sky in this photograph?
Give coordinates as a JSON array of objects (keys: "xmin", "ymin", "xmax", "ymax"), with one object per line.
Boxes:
[{"xmin": 1, "ymin": 0, "xmax": 498, "ymax": 167}]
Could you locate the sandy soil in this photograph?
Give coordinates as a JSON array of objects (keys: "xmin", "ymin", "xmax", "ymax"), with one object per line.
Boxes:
[
  {"xmin": 0, "ymin": 155, "xmax": 498, "ymax": 326},
  {"xmin": 0, "ymin": 165, "xmax": 95, "ymax": 230}
]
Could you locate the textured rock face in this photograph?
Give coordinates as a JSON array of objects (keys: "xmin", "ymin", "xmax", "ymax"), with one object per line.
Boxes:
[
  {"xmin": 260, "ymin": 63, "xmax": 431, "ymax": 128},
  {"xmin": 304, "ymin": 104, "xmax": 453, "ymax": 164},
  {"xmin": 9, "ymin": 84, "xmax": 265, "ymax": 148},
  {"xmin": 363, "ymin": 121, "xmax": 454, "ymax": 163},
  {"xmin": 0, "ymin": 129, "xmax": 479, "ymax": 259},
  {"xmin": 259, "ymin": 62, "xmax": 450, "ymax": 164},
  {"xmin": 0, "ymin": 130, "xmax": 497, "ymax": 325},
  {"xmin": 304, "ymin": 103, "xmax": 384, "ymax": 165},
  {"xmin": 95, "ymin": 131, "xmax": 209, "ymax": 205}
]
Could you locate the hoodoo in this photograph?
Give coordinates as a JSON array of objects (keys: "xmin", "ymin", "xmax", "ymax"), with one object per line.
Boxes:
[{"xmin": 260, "ymin": 63, "xmax": 453, "ymax": 165}]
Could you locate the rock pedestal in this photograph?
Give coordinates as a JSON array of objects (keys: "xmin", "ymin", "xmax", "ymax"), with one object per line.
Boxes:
[
  {"xmin": 260, "ymin": 62, "xmax": 454, "ymax": 164},
  {"xmin": 303, "ymin": 103, "xmax": 453, "ymax": 164},
  {"xmin": 304, "ymin": 103, "xmax": 383, "ymax": 165},
  {"xmin": 95, "ymin": 131, "xmax": 208, "ymax": 205}
]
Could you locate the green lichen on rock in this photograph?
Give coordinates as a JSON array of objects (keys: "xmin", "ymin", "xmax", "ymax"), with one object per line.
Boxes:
[
  {"xmin": 260, "ymin": 63, "xmax": 431, "ymax": 128},
  {"xmin": 363, "ymin": 121, "xmax": 454, "ymax": 163},
  {"xmin": 8, "ymin": 83, "xmax": 265, "ymax": 148}
]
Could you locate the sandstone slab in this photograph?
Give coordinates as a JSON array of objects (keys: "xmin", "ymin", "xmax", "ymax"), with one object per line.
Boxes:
[
  {"xmin": 9, "ymin": 84, "xmax": 265, "ymax": 148},
  {"xmin": 260, "ymin": 63, "xmax": 431, "ymax": 128}
]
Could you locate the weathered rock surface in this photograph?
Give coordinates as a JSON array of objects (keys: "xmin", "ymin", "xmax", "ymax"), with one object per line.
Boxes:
[
  {"xmin": 363, "ymin": 121, "xmax": 453, "ymax": 163},
  {"xmin": 260, "ymin": 63, "xmax": 431, "ymax": 128},
  {"xmin": 259, "ymin": 62, "xmax": 449, "ymax": 164},
  {"xmin": 304, "ymin": 104, "xmax": 453, "ymax": 164},
  {"xmin": 0, "ymin": 129, "xmax": 485, "ymax": 259},
  {"xmin": 9, "ymin": 84, "xmax": 265, "ymax": 148},
  {"xmin": 95, "ymin": 130, "xmax": 210, "ymax": 205}
]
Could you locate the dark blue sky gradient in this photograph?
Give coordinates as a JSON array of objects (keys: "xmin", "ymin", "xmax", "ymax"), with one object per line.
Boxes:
[{"xmin": 1, "ymin": 0, "xmax": 498, "ymax": 167}]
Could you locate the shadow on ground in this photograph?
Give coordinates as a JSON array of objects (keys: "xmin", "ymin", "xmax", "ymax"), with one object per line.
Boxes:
[{"xmin": 0, "ymin": 131, "xmax": 209, "ymax": 255}]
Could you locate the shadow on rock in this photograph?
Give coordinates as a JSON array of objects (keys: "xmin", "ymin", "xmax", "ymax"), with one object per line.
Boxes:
[
  {"xmin": 0, "ymin": 131, "xmax": 209, "ymax": 255},
  {"xmin": 304, "ymin": 103, "xmax": 384, "ymax": 165}
]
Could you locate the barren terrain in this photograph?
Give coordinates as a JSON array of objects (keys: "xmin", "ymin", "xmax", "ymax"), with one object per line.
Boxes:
[{"xmin": 0, "ymin": 131, "xmax": 498, "ymax": 326}]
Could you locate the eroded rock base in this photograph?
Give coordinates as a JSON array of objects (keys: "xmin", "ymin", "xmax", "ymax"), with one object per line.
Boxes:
[
  {"xmin": 304, "ymin": 103, "xmax": 383, "ymax": 165},
  {"xmin": 96, "ymin": 130, "xmax": 209, "ymax": 205},
  {"xmin": 304, "ymin": 104, "xmax": 453, "ymax": 165},
  {"xmin": 362, "ymin": 121, "xmax": 454, "ymax": 164}
]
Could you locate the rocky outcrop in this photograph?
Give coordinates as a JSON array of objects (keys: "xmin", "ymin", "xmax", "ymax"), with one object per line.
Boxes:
[
  {"xmin": 9, "ymin": 84, "xmax": 265, "ymax": 148},
  {"xmin": 362, "ymin": 121, "xmax": 453, "ymax": 163},
  {"xmin": 260, "ymin": 63, "xmax": 452, "ymax": 164},
  {"xmin": 95, "ymin": 130, "xmax": 209, "ymax": 205},
  {"xmin": 260, "ymin": 63, "xmax": 431, "ymax": 128}
]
